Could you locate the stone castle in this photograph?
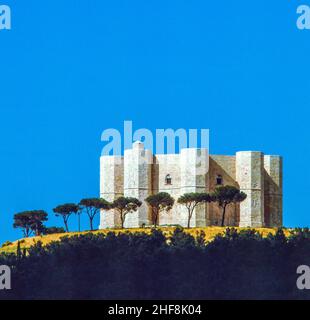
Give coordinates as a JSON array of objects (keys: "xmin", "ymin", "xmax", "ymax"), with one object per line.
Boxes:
[{"xmin": 99, "ymin": 141, "xmax": 282, "ymax": 229}]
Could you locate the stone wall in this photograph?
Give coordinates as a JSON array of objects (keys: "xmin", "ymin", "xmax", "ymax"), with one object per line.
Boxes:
[
  {"xmin": 208, "ymin": 155, "xmax": 239, "ymax": 226},
  {"xmin": 153, "ymin": 154, "xmax": 182, "ymax": 226},
  {"xmin": 152, "ymin": 149, "xmax": 209, "ymax": 227},
  {"xmin": 264, "ymin": 155, "xmax": 283, "ymax": 227}
]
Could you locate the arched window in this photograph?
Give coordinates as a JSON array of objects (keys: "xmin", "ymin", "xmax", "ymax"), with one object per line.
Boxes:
[
  {"xmin": 216, "ymin": 175, "xmax": 223, "ymax": 185},
  {"xmin": 165, "ymin": 174, "xmax": 172, "ymax": 185}
]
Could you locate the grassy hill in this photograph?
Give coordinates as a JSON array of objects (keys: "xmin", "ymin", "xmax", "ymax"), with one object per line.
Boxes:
[{"xmin": 0, "ymin": 226, "xmax": 290, "ymax": 254}]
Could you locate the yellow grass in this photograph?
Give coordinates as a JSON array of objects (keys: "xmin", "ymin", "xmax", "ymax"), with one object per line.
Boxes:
[{"xmin": 0, "ymin": 227, "xmax": 291, "ymax": 254}]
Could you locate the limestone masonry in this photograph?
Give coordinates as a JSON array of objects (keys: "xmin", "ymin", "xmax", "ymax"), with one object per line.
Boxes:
[{"xmin": 99, "ymin": 141, "xmax": 282, "ymax": 228}]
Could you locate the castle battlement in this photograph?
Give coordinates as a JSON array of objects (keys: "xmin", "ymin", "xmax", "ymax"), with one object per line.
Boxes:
[{"xmin": 99, "ymin": 142, "xmax": 282, "ymax": 228}]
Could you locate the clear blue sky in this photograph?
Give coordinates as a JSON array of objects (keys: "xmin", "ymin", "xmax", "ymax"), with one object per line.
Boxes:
[{"xmin": 0, "ymin": 0, "xmax": 309, "ymax": 242}]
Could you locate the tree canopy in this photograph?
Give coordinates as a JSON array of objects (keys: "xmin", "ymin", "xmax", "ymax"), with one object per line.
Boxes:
[
  {"xmin": 13, "ymin": 210, "xmax": 48, "ymax": 237},
  {"xmin": 212, "ymin": 186, "xmax": 247, "ymax": 226},
  {"xmin": 53, "ymin": 203, "xmax": 80, "ymax": 232},
  {"xmin": 111, "ymin": 197, "xmax": 142, "ymax": 228},
  {"xmin": 79, "ymin": 198, "xmax": 110, "ymax": 231},
  {"xmin": 178, "ymin": 193, "xmax": 212, "ymax": 228},
  {"xmin": 145, "ymin": 192, "xmax": 175, "ymax": 227}
]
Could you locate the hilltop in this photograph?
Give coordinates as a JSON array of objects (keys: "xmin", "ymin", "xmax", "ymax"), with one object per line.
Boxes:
[{"xmin": 0, "ymin": 226, "xmax": 289, "ymax": 254}]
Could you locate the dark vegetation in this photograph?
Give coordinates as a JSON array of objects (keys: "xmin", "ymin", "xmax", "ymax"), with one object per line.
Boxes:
[{"xmin": 0, "ymin": 227, "xmax": 309, "ymax": 300}]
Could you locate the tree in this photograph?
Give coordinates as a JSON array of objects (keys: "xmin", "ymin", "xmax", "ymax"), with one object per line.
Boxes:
[
  {"xmin": 177, "ymin": 193, "xmax": 212, "ymax": 228},
  {"xmin": 111, "ymin": 197, "xmax": 142, "ymax": 228},
  {"xmin": 76, "ymin": 207, "xmax": 83, "ymax": 232},
  {"xmin": 212, "ymin": 185, "xmax": 247, "ymax": 227},
  {"xmin": 13, "ymin": 210, "xmax": 48, "ymax": 237},
  {"xmin": 30, "ymin": 210, "xmax": 48, "ymax": 235},
  {"xmin": 145, "ymin": 192, "xmax": 175, "ymax": 228},
  {"xmin": 13, "ymin": 212, "xmax": 33, "ymax": 238},
  {"xmin": 53, "ymin": 203, "xmax": 79, "ymax": 232},
  {"xmin": 79, "ymin": 198, "xmax": 110, "ymax": 231}
]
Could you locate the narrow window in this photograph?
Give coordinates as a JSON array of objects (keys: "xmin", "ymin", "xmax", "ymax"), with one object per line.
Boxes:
[
  {"xmin": 216, "ymin": 175, "xmax": 223, "ymax": 185},
  {"xmin": 165, "ymin": 174, "xmax": 172, "ymax": 185}
]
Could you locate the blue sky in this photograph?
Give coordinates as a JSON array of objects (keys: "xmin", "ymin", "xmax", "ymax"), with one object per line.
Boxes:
[{"xmin": 0, "ymin": 0, "xmax": 309, "ymax": 242}]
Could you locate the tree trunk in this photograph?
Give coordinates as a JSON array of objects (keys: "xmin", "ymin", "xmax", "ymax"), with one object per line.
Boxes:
[
  {"xmin": 187, "ymin": 205, "xmax": 196, "ymax": 228},
  {"xmin": 187, "ymin": 211, "xmax": 191, "ymax": 229},
  {"xmin": 120, "ymin": 214, "xmax": 124, "ymax": 229},
  {"xmin": 154, "ymin": 211, "xmax": 158, "ymax": 228},
  {"xmin": 221, "ymin": 205, "xmax": 227, "ymax": 227},
  {"xmin": 64, "ymin": 218, "xmax": 69, "ymax": 232},
  {"xmin": 152, "ymin": 209, "xmax": 158, "ymax": 228},
  {"xmin": 25, "ymin": 228, "xmax": 31, "ymax": 238},
  {"xmin": 78, "ymin": 213, "xmax": 81, "ymax": 232},
  {"xmin": 90, "ymin": 217, "xmax": 94, "ymax": 231}
]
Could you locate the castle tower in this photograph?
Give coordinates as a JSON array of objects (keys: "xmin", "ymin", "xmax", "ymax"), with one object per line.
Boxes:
[
  {"xmin": 179, "ymin": 148, "xmax": 209, "ymax": 227},
  {"xmin": 236, "ymin": 151, "xmax": 264, "ymax": 227},
  {"xmin": 99, "ymin": 155, "xmax": 124, "ymax": 228},
  {"xmin": 123, "ymin": 141, "xmax": 153, "ymax": 227},
  {"xmin": 264, "ymin": 155, "xmax": 283, "ymax": 227}
]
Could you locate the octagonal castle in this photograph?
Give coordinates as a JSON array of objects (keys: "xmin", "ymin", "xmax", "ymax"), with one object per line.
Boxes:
[{"xmin": 99, "ymin": 141, "xmax": 282, "ymax": 228}]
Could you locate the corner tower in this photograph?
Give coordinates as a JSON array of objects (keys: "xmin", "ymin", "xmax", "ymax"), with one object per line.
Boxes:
[
  {"xmin": 179, "ymin": 148, "xmax": 209, "ymax": 227},
  {"xmin": 99, "ymin": 155, "xmax": 124, "ymax": 228},
  {"xmin": 236, "ymin": 151, "xmax": 264, "ymax": 227},
  {"xmin": 123, "ymin": 141, "xmax": 153, "ymax": 227}
]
